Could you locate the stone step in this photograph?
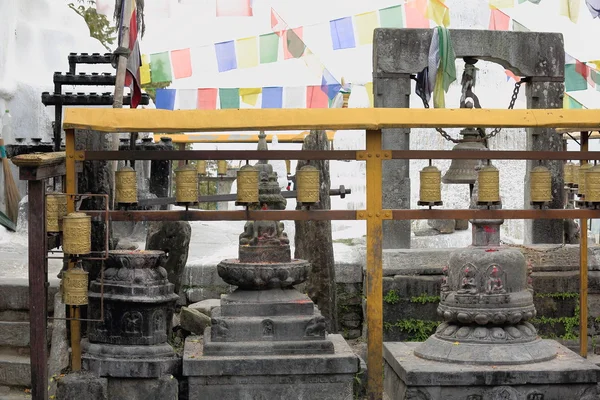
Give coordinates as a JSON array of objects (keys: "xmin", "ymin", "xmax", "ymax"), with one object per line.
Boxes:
[
  {"xmin": 0, "ymin": 279, "xmax": 58, "ymax": 312},
  {"xmin": 0, "ymin": 386, "xmax": 31, "ymax": 399},
  {"xmin": 0, "ymin": 322, "xmax": 30, "ymax": 348},
  {"xmin": 0, "ymin": 348, "xmax": 31, "ymax": 388}
]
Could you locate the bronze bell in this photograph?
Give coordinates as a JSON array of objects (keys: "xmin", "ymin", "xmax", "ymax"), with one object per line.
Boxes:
[{"xmin": 442, "ymin": 128, "xmax": 488, "ymax": 185}]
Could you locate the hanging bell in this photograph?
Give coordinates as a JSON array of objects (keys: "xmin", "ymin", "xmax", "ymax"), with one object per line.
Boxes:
[
  {"xmin": 442, "ymin": 128, "xmax": 488, "ymax": 184},
  {"xmin": 62, "ymin": 212, "xmax": 92, "ymax": 255},
  {"xmin": 217, "ymin": 160, "xmax": 228, "ymax": 176},
  {"xmin": 197, "ymin": 160, "xmax": 207, "ymax": 176},
  {"xmin": 584, "ymin": 165, "xmax": 600, "ymax": 207},
  {"xmin": 46, "ymin": 193, "xmax": 67, "ymax": 233},
  {"xmin": 61, "ymin": 267, "xmax": 89, "ymax": 306},
  {"xmin": 577, "ymin": 163, "xmax": 593, "ymax": 198},
  {"xmin": 530, "ymin": 166, "xmax": 552, "ymax": 205},
  {"xmin": 296, "ymin": 165, "xmax": 320, "ymax": 205},
  {"xmin": 477, "ymin": 164, "xmax": 501, "ymax": 205},
  {"xmin": 564, "ymin": 162, "xmax": 575, "ymax": 187},
  {"xmin": 418, "ymin": 165, "xmax": 443, "ymax": 206},
  {"xmin": 236, "ymin": 164, "xmax": 259, "ymax": 206},
  {"xmin": 175, "ymin": 164, "xmax": 199, "ymax": 205},
  {"xmin": 115, "ymin": 165, "xmax": 138, "ymax": 204}
]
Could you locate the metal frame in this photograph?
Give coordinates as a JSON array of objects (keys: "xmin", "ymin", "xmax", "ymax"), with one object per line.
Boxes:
[{"xmin": 55, "ymin": 108, "xmax": 599, "ymax": 400}]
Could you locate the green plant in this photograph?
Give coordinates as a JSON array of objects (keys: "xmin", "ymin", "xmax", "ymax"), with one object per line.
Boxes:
[
  {"xmin": 68, "ymin": 0, "xmax": 118, "ymax": 51},
  {"xmin": 410, "ymin": 293, "xmax": 440, "ymax": 304},
  {"xmin": 534, "ymin": 292, "xmax": 579, "ymax": 300},
  {"xmin": 532, "ymin": 304, "xmax": 580, "ymax": 341},
  {"xmin": 383, "ymin": 290, "xmax": 400, "ymax": 305},
  {"xmin": 383, "ymin": 319, "xmax": 438, "ymax": 342}
]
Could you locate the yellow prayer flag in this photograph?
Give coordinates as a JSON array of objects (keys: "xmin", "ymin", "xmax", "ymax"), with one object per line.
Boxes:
[
  {"xmin": 560, "ymin": 0, "xmax": 580, "ymax": 23},
  {"xmin": 355, "ymin": 11, "xmax": 379, "ymax": 45},
  {"xmin": 239, "ymin": 88, "xmax": 261, "ymax": 106},
  {"xmin": 590, "ymin": 61, "xmax": 600, "ymax": 71},
  {"xmin": 236, "ymin": 37, "xmax": 259, "ymax": 69},
  {"xmin": 140, "ymin": 54, "xmax": 151, "ymax": 85},
  {"xmin": 426, "ymin": 0, "xmax": 450, "ymax": 27},
  {"xmin": 563, "ymin": 93, "xmax": 570, "ymax": 109},
  {"xmin": 365, "ymin": 82, "xmax": 374, "ymax": 107},
  {"xmin": 488, "ymin": 0, "xmax": 514, "ymax": 8}
]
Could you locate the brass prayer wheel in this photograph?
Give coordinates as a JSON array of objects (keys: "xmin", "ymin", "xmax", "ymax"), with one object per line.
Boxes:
[
  {"xmin": 175, "ymin": 164, "xmax": 199, "ymax": 204},
  {"xmin": 572, "ymin": 163, "xmax": 580, "ymax": 187},
  {"xmin": 45, "ymin": 193, "xmax": 67, "ymax": 233},
  {"xmin": 564, "ymin": 162, "xmax": 575, "ymax": 186},
  {"xmin": 61, "ymin": 268, "xmax": 89, "ymax": 306},
  {"xmin": 62, "ymin": 212, "xmax": 91, "ymax": 255},
  {"xmin": 578, "ymin": 163, "xmax": 593, "ymax": 197},
  {"xmin": 197, "ymin": 160, "xmax": 207, "ymax": 176},
  {"xmin": 418, "ymin": 165, "xmax": 443, "ymax": 206},
  {"xmin": 530, "ymin": 166, "xmax": 552, "ymax": 204},
  {"xmin": 584, "ymin": 165, "xmax": 600, "ymax": 204},
  {"xmin": 115, "ymin": 165, "xmax": 138, "ymax": 204},
  {"xmin": 297, "ymin": 165, "xmax": 320, "ymax": 204},
  {"xmin": 236, "ymin": 164, "xmax": 259, "ymax": 205},
  {"xmin": 477, "ymin": 164, "xmax": 500, "ymax": 204},
  {"xmin": 217, "ymin": 160, "xmax": 228, "ymax": 176}
]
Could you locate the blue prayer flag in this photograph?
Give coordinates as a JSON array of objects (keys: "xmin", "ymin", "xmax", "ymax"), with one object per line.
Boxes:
[
  {"xmin": 320, "ymin": 69, "xmax": 342, "ymax": 100},
  {"xmin": 215, "ymin": 41, "xmax": 237, "ymax": 72},
  {"xmin": 155, "ymin": 89, "xmax": 176, "ymax": 110},
  {"xmin": 261, "ymin": 87, "xmax": 283, "ymax": 108},
  {"xmin": 330, "ymin": 17, "xmax": 356, "ymax": 50}
]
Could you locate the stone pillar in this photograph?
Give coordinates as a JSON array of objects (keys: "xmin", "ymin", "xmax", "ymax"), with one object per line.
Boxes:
[
  {"xmin": 525, "ymin": 81, "xmax": 565, "ymax": 244},
  {"xmin": 373, "ymin": 72, "xmax": 412, "ymax": 249}
]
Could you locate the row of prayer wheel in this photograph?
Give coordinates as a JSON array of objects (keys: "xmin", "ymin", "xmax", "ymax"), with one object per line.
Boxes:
[{"xmin": 564, "ymin": 162, "xmax": 600, "ymax": 202}]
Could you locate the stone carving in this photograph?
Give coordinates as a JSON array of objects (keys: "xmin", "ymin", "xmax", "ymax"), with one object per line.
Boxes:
[
  {"xmin": 262, "ymin": 319, "xmax": 274, "ymax": 337},
  {"xmin": 217, "ymin": 261, "xmax": 310, "ymax": 290},
  {"xmin": 466, "ymin": 396, "xmax": 482, "ymax": 400},
  {"xmin": 239, "ymin": 220, "xmax": 289, "ymax": 247},
  {"xmin": 580, "ymin": 386, "xmax": 599, "ymax": 400},
  {"xmin": 405, "ymin": 388, "xmax": 431, "ymax": 400},
  {"xmin": 526, "ymin": 260, "xmax": 534, "ymax": 293},
  {"xmin": 212, "ymin": 319, "xmax": 229, "ymax": 340},
  {"xmin": 485, "ymin": 265, "xmax": 506, "ymax": 294},
  {"xmin": 153, "ymin": 310, "xmax": 165, "ymax": 333},
  {"xmin": 305, "ymin": 316, "xmax": 327, "ymax": 338},
  {"xmin": 485, "ymin": 386, "xmax": 519, "ymax": 400},
  {"xmin": 122, "ymin": 311, "xmax": 143, "ymax": 335},
  {"xmin": 441, "ymin": 265, "xmax": 450, "ymax": 299},
  {"xmin": 458, "ymin": 264, "xmax": 478, "ymax": 294},
  {"xmin": 526, "ymin": 393, "xmax": 544, "ymax": 400}
]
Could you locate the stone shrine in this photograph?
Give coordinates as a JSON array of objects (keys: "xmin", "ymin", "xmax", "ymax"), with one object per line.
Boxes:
[{"xmin": 183, "ymin": 136, "xmax": 359, "ymax": 399}]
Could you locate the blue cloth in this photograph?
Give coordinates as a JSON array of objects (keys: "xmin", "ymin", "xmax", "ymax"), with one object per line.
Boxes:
[
  {"xmin": 155, "ymin": 89, "xmax": 177, "ymax": 110},
  {"xmin": 320, "ymin": 69, "xmax": 342, "ymax": 100},
  {"xmin": 215, "ymin": 41, "xmax": 237, "ymax": 72},
  {"xmin": 261, "ymin": 87, "xmax": 283, "ymax": 108},
  {"xmin": 0, "ymin": 146, "xmax": 6, "ymax": 159},
  {"xmin": 330, "ymin": 17, "xmax": 356, "ymax": 50}
]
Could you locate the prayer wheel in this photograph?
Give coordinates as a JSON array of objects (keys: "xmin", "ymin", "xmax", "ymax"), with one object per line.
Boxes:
[
  {"xmin": 584, "ymin": 165, "xmax": 600, "ymax": 204},
  {"xmin": 236, "ymin": 164, "xmax": 259, "ymax": 205},
  {"xmin": 477, "ymin": 164, "xmax": 500, "ymax": 204},
  {"xmin": 61, "ymin": 267, "xmax": 89, "ymax": 306},
  {"xmin": 45, "ymin": 193, "xmax": 67, "ymax": 233},
  {"xmin": 578, "ymin": 163, "xmax": 593, "ymax": 197},
  {"xmin": 418, "ymin": 165, "xmax": 443, "ymax": 206},
  {"xmin": 564, "ymin": 162, "xmax": 575, "ymax": 186},
  {"xmin": 115, "ymin": 165, "xmax": 138, "ymax": 204},
  {"xmin": 296, "ymin": 165, "xmax": 320, "ymax": 204},
  {"xmin": 197, "ymin": 160, "xmax": 207, "ymax": 176},
  {"xmin": 572, "ymin": 163, "xmax": 580, "ymax": 187},
  {"xmin": 62, "ymin": 212, "xmax": 92, "ymax": 255},
  {"xmin": 530, "ymin": 166, "xmax": 552, "ymax": 204},
  {"xmin": 175, "ymin": 164, "xmax": 199, "ymax": 204},
  {"xmin": 217, "ymin": 160, "xmax": 228, "ymax": 176}
]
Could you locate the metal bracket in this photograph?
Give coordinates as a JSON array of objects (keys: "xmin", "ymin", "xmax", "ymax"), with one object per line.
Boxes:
[
  {"xmin": 356, "ymin": 151, "xmax": 392, "ymax": 160},
  {"xmin": 356, "ymin": 210, "xmax": 393, "ymax": 220}
]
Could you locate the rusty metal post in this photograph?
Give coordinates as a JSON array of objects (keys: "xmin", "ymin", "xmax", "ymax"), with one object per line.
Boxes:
[
  {"xmin": 580, "ymin": 131, "xmax": 589, "ymax": 358},
  {"xmin": 29, "ymin": 179, "xmax": 49, "ymax": 400}
]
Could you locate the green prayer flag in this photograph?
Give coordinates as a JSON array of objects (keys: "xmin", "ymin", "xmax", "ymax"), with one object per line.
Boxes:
[
  {"xmin": 568, "ymin": 96, "xmax": 583, "ymax": 109},
  {"xmin": 379, "ymin": 5, "xmax": 403, "ymax": 28},
  {"xmin": 565, "ymin": 64, "xmax": 587, "ymax": 92},
  {"xmin": 259, "ymin": 33, "xmax": 279, "ymax": 64},
  {"xmin": 591, "ymin": 70, "xmax": 600, "ymax": 85},
  {"xmin": 219, "ymin": 88, "xmax": 240, "ymax": 109},
  {"xmin": 150, "ymin": 52, "xmax": 172, "ymax": 83},
  {"xmin": 512, "ymin": 20, "xmax": 530, "ymax": 32}
]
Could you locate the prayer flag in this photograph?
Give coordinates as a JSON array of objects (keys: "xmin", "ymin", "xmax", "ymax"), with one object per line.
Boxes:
[
  {"xmin": 365, "ymin": 82, "xmax": 374, "ymax": 107},
  {"xmin": 489, "ymin": 8, "xmax": 510, "ymax": 30},
  {"xmin": 303, "ymin": 50, "xmax": 325, "ymax": 78},
  {"xmin": 512, "ymin": 20, "xmax": 529, "ymax": 31},
  {"xmin": 123, "ymin": 0, "xmax": 142, "ymax": 108},
  {"xmin": 586, "ymin": 0, "xmax": 600, "ymax": 18},
  {"xmin": 590, "ymin": 61, "xmax": 600, "ymax": 70},
  {"xmin": 283, "ymin": 28, "xmax": 305, "ymax": 59},
  {"xmin": 405, "ymin": 0, "xmax": 431, "ymax": 28},
  {"xmin": 171, "ymin": 48, "xmax": 192, "ymax": 79},
  {"xmin": 379, "ymin": 5, "xmax": 404, "ymax": 28},
  {"xmin": 355, "ymin": 12, "xmax": 379, "ymax": 45},
  {"xmin": 155, "ymin": 89, "xmax": 176, "ymax": 110},
  {"xmin": 262, "ymin": 87, "xmax": 283, "ymax": 108},
  {"xmin": 271, "ymin": 8, "xmax": 286, "ymax": 34},
  {"xmin": 565, "ymin": 52, "xmax": 577, "ymax": 65},
  {"xmin": 259, "ymin": 33, "xmax": 279, "ymax": 64},
  {"xmin": 140, "ymin": 54, "xmax": 151, "ymax": 85},
  {"xmin": 321, "ymin": 69, "xmax": 342, "ymax": 100},
  {"xmin": 426, "ymin": 0, "xmax": 450, "ymax": 27},
  {"xmin": 215, "ymin": 41, "xmax": 237, "ymax": 72},
  {"xmin": 284, "ymin": 87, "xmax": 306, "ymax": 109},
  {"xmin": 591, "ymin": 69, "xmax": 600, "ymax": 85},
  {"xmin": 489, "ymin": 0, "xmax": 514, "ymax": 7},
  {"xmin": 219, "ymin": 88, "xmax": 240, "ymax": 109},
  {"xmin": 560, "ymin": 0, "xmax": 580, "ymax": 23},
  {"xmin": 197, "ymin": 88, "xmax": 218, "ymax": 110},
  {"xmin": 330, "ymin": 17, "xmax": 356, "ymax": 50},
  {"xmin": 177, "ymin": 89, "xmax": 197, "ymax": 110},
  {"xmin": 505, "ymin": 70, "xmax": 521, "ymax": 82},
  {"xmin": 236, "ymin": 37, "xmax": 259, "ymax": 69},
  {"xmin": 565, "ymin": 64, "xmax": 588, "ymax": 92},
  {"xmin": 564, "ymin": 94, "xmax": 583, "ymax": 109},
  {"xmin": 306, "ymin": 85, "xmax": 329, "ymax": 108},
  {"xmin": 239, "ymin": 88, "xmax": 261, "ymax": 106},
  {"xmin": 150, "ymin": 52, "xmax": 172, "ymax": 83},
  {"xmin": 95, "ymin": 0, "xmax": 112, "ymax": 16},
  {"xmin": 576, "ymin": 60, "xmax": 589, "ymax": 80},
  {"xmin": 216, "ymin": 0, "xmax": 252, "ymax": 17}
]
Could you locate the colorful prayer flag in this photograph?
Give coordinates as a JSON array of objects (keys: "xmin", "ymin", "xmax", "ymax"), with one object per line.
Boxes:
[
  {"xmin": 262, "ymin": 87, "xmax": 283, "ymax": 108},
  {"xmin": 590, "ymin": 61, "xmax": 600, "ymax": 70},
  {"xmin": 565, "ymin": 64, "xmax": 588, "ymax": 92},
  {"xmin": 560, "ymin": 0, "xmax": 580, "ymax": 23},
  {"xmin": 155, "ymin": 89, "xmax": 176, "ymax": 110},
  {"xmin": 140, "ymin": 54, "xmax": 151, "ymax": 85},
  {"xmin": 426, "ymin": 0, "xmax": 450, "ymax": 27},
  {"xmin": 586, "ymin": 0, "xmax": 600, "ymax": 18},
  {"xmin": 405, "ymin": 0, "xmax": 431, "ymax": 28},
  {"xmin": 216, "ymin": 0, "xmax": 252, "ymax": 17},
  {"xmin": 355, "ymin": 12, "xmax": 379, "ymax": 45},
  {"xmin": 259, "ymin": 33, "xmax": 279, "ymax": 64},
  {"xmin": 365, "ymin": 82, "xmax": 374, "ymax": 107},
  {"xmin": 283, "ymin": 28, "xmax": 305, "ymax": 59},
  {"xmin": 215, "ymin": 41, "xmax": 237, "ymax": 72},
  {"xmin": 239, "ymin": 88, "xmax": 261, "ymax": 106},
  {"xmin": 95, "ymin": 0, "xmax": 112, "ymax": 16},
  {"xmin": 330, "ymin": 17, "xmax": 356, "ymax": 50},
  {"xmin": 219, "ymin": 88, "xmax": 240, "ymax": 109},
  {"xmin": 283, "ymin": 87, "xmax": 305, "ymax": 109},
  {"xmin": 150, "ymin": 52, "xmax": 172, "ymax": 83},
  {"xmin": 171, "ymin": 48, "xmax": 192, "ymax": 79},
  {"xmin": 321, "ymin": 69, "xmax": 342, "ymax": 100},
  {"xmin": 564, "ymin": 94, "xmax": 583, "ymax": 109},
  {"xmin": 489, "ymin": 8, "xmax": 510, "ymax": 30},
  {"xmin": 271, "ymin": 8, "xmax": 286, "ymax": 34},
  {"xmin": 379, "ymin": 5, "xmax": 404, "ymax": 28},
  {"xmin": 489, "ymin": 0, "xmax": 514, "ymax": 8},
  {"xmin": 505, "ymin": 70, "xmax": 521, "ymax": 82},
  {"xmin": 576, "ymin": 60, "xmax": 589, "ymax": 80},
  {"xmin": 591, "ymin": 69, "xmax": 600, "ymax": 86},
  {"xmin": 197, "ymin": 88, "xmax": 218, "ymax": 110},
  {"xmin": 306, "ymin": 85, "xmax": 329, "ymax": 108},
  {"xmin": 512, "ymin": 19, "xmax": 529, "ymax": 31},
  {"xmin": 124, "ymin": 0, "xmax": 142, "ymax": 108},
  {"xmin": 236, "ymin": 37, "xmax": 259, "ymax": 69},
  {"xmin": 177, "ymin": 89, "xmax": 197, "ymax": 110}
]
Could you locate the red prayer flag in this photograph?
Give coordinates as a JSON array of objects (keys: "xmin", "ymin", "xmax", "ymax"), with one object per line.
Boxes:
[
  {"xmin": 171, "ymin": 49, "xmax": 192, "ymax": 79},
  {"xmin": 405, "ymin": 0, "xmax": 430, "ymax": 28},
  {"xmin": 489, "ymin": 8, "xmax": 510, "ymax": 30},
  {"xmin": 197, "ymin": 88, "xmax": 218, "ymax": 110},
  {"xmin": 283, "ymin": 27, "xmax": 305, "ymax": 59},
  {"xmin": 123, "ymin": 0, "xmax": 142, "ymax": 108},
  {"xmin": 505, "ymin": 69, "xmax": 521, "ymax": 82},
  {"xmin": 576, "ymin": 60, "xmax": 589, "ymax": 80},
  {"xmin": 271, "ymin": 8, "xmax": 286, "ymax": 36},
  {"xmin": 306, "ymin": 85, "xmax": 328, "ymax": 108}
]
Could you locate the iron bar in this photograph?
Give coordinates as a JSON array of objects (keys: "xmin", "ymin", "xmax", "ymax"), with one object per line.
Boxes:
[
  {"xmin": 580, "ymin": 131, "xmax": 589, "ymax": 358},
  {"xmin": 390, "ymin": 150, "xmax": 600, "ymax": 160}
]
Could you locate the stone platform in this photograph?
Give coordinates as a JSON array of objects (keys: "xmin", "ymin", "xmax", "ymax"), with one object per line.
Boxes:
[
  {"xmin": 384, "ymin": 342, "xmax": 600, "ymax": 400},
  {"xmin": 183, "ymin": 334, "xmax": 359, "ymax": 400}
]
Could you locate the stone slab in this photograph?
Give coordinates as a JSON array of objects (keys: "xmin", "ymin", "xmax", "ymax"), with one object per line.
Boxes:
[
  {"xmin": 56, "ymin": 372, "xmax": 108, "ymax": 400},
  {"xmin": 335, "ymin": 262, "xmax": 363, "ymax": 284},
  {"xmin": 0, "ymin": 278, "xmax": 58, "ymax": 311},
  {"xmin": 188, "ymin": 298, "xmax": 220, "ymax": 317},
  {"xmin": 219, "ymin": 289, "xmax": 315, "ymax": 317},
  {"xmin": 0, "ymin": 349, "xmax": 30, "ymax": 387},
  {"xmin": 107, "ymin": 375, "xmax": 178, "ymax": 400},
  {"xmin": 0, "ymin": 322, "xmax": 30, "ymax": 347},
  {"xmin": 180, "ymin": 307, "xmax": 211, "ymax": 335}
]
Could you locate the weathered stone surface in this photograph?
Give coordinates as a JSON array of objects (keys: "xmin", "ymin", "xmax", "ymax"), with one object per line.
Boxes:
[
  {"xmin": 146, "ymin": 221, "xmax": 192, "ymax": 297},
  {"xmin": 56, "ymin": 372, "xmax": 108, "ymax": 400},
  {"xmin": 107, "ymin": 375, "xmax": 178, "ymax": 400},
  {"xmin": 188, "ymin": 299, "xmax": 220, "ymax": 317},
  {"xmin": 0, "ymin": 322, "xmax": 29, "ymax": 347},
  {"xmin": 454, "ymin": 219, "xmax": 469, "ymax": 231},
  {"xmin": 382, "ymin": 249, "xmax": 450, "ymax": 276},
  {"xmin": 185, "ymin": 286, "xmax": 234, "ymax": 304},
  {"xmin": 0, "ymin": 348, "xmax": 30, "ymax": 387},
  {"xmin": 48, "ymin": 293, "xmax": 69, "ymax": 398},
  {"xmin": 219, "ymin": 289, "xmax": 314, "ymax": 317},
  {"xmin": 115, "ymin": 239, "xmax": 139, "ymax": 251},
  {"xmin": 180, "ymin": 307, "xmax": 211, "ymax": 335},
  {"xmin": 335, "ymin": 262, "xmax": 363, "ymax": 284},
  {"xmin": 384, "ymin": 276, "xmax": 442, "ymax": 299},
  {"xmin": 217, "ymin": 259, "xmax": 310, "ymax": 289},
  {"xmin": 0, "ymin": 278, "xmax": 58, "ymax": 311},
  {"xmin": 427, "ymin": 219, "xmax": 456, "ymax": 234}
]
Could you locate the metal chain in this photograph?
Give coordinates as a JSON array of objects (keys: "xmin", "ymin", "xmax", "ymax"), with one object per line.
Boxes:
[{"xmin": 499, "ymin": 240, "xmax": 566, "ymax": 253}]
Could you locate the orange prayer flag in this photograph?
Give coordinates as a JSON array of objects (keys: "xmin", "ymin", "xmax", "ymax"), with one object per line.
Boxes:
[{"xmin": 170, "ymin": 48, "xmax": 192, "ymax": 79}]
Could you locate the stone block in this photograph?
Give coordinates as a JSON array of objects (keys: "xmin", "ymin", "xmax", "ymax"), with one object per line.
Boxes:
[
  {"xmin": 188, "ymin": 299, "xmax": 220, "ymax": 317},
  {"xmin": 588, "ymin": 272, "xmax": 600, "ymax": 294},
  {"xmin": 180, "ymin": 307, "xmax": 211, "ymax": 335},
  {"xmin": 220, "ymin": 289, "xmax": 315, "ymax": 317},
  {"xmin": 336, "ymin": 283, "xmax": 363, "ymax": 306},
  {"xmin": 0, "ymin": 322, "xmax": 29, "ymax": 347},
  {"xmin": 0, "ymin": 278, "xmax": 58, "ymax": 311},
  {"xmin": 427, "ymin": 219, "xmax": 455, "ymax": 234},
  {"xmin": 383, "ymin": 275, "xmax": 441, "ymax": 299},
  {"xmin": 335, "ymin": 262, "xmax": 363, "ymax": 284},
  {"xmin": 532, "ymin": 271, "xmax": 579, "ymax": 293},
  {"xmin": 533, "ymin": 296, "xmax": 578, "ymax": 319},
  {"xmin": 185, "ymin": 286, "xmax": 233, "ymax": 304},
  {"xmin": 455, "ymin": 219, "xmax": 469, "ymax": 230},
  {"xmin": 383, "ymin": 298, "xmax": 440, "ymax": 323},
  {"xmin": 107, "ymin": 375, "xmax": 178, "ymax": 400},
  {"xmin": 382, "ymin": 249, "xmax": 451, "ymax": 276},
  {"xmin": 0, "ymin": 349, "xmax": 30, "ymax": 387},
  {"xmin": 56, "ymin": 372, "xmax": 108, "ymax": 400}
]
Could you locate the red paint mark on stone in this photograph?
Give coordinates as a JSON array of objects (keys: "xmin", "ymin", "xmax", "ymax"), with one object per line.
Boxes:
[
  {"xmin": 483, "ymin": 226, "xmax": 496, "ymax": 233},
  {"xmin": 485, "ymin": 248, "xmax": 498, "ymax": 253}
]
